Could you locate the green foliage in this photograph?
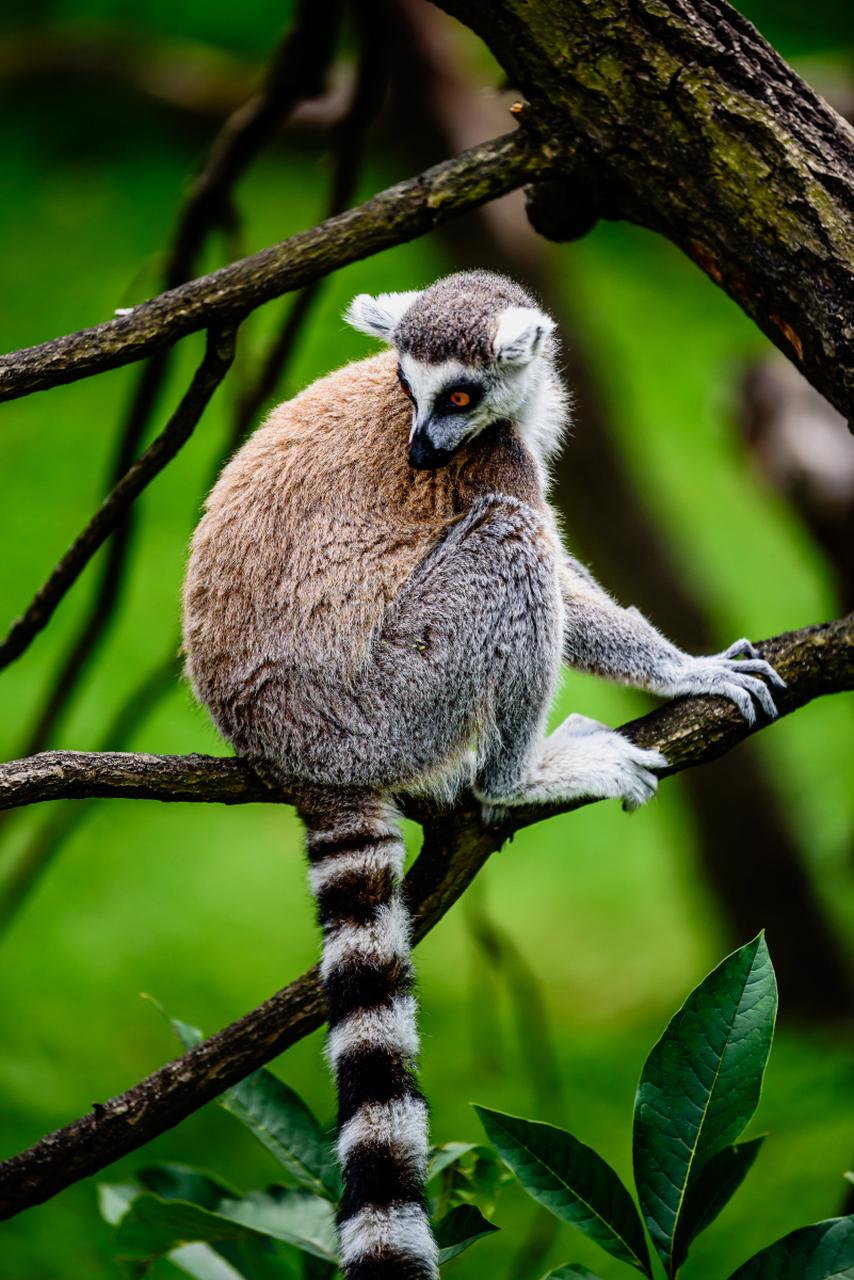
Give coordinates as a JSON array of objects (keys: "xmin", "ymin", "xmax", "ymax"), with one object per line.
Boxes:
[
  {"xmin": 433, "ymin": 1204, "xmax": 501, "ymax": 1263},
  {"xmin": 471, "ymin": 938, "xmax": 854, "ymax": 1280},
  {"xmin": 633, "ymin": 935, "xmax": 777, "ymax": 1275},
  {"xmin": 100, "ymin": 943, "xmax": 854, "ymax": 1279},
  {"xmin": 474, "ymin": 1105, "xmax": 652, "ymax": 1276},
  {"xmin": 98, "ymin": 1007, "xmax": 509, "ymax": 1275}
]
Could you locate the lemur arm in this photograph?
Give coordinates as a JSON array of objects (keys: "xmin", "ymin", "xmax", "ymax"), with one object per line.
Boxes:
[{"xmin": 558, "ymin": 554, "xmax": 785, "ymax": 723}]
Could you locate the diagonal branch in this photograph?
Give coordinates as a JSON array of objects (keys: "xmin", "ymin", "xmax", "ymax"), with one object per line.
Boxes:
[
  {"xmin": 17, "ymin": 0, "xmax": 345, "ymax": 755},
  {"xmin": 0, "ymin": 327, "xmax": 237, "ymax": 672},
  {"xmin": 433, "ymin": 0, "xmax": 854, "ymax": 423},
  {"xmin": 0, "ymin": 614, "xmax": 851, "ymax": 1220},
  {"xmin": 0, "ymin": 129, "xmax": 568, "ymax": 404}
]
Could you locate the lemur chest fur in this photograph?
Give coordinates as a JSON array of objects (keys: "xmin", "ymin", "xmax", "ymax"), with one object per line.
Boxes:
[{"xmin": 184, "ymin": 349, "xmax": 548, "ymax": 689}]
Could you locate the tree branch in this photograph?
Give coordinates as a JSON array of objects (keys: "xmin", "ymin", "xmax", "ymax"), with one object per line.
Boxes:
[
  {"xmin": 1, "ymin": 614, "xmax": 850, "ymax": 815},
  {"xmin": 15, "ymin": 0, "xmax": 345, "ymax": 756},
  {"xmin": 0, "ymin": 614, "xmax": 851, "ymax": 1220},
  {"xmin": 0, "ymin": 327, "xmax": 237, "ymax": 671},
  {"xmin": 0, "ymin": 130, "xmax": 566, "ymax": 405},
  {"xmin": 431, "ymin": 0, "xmax": 854, "ymax": 424}
]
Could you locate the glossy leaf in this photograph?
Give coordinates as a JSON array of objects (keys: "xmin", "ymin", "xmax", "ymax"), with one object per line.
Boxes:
[
  {"xmin": 728, "ymin": 1216, "xmax": 854, "ymax": 1279},
  {"xmin": 216, "ymin": 1187, "xmax": 338, "ymax": 1262},
  {"xmin": 157, "ymin": 1001, "xmax": 339, "ymax": 1202},
  {"xmin": 170, "ymin": 1239, "xmax": 297, "ymax": 1280},
  {"xmin": 168, "ymin": 1242, "xmax": 250, "ymax": 1280},
  {"xmin": 633, "ymin": 935, "xmax": 776, "ymax": 1277},
  {"xmin": 672, "ymin": 1137, "xmax": 766, "ymax": 1272},
  {"xmin": 427, "ymin": 1143, "xmax": 478, "ymax": 1182},
  {"xmin": 541, "ymin": 1268, "xmax": 606, "ymax": 1280},
  {"xmin": 475, "ymin": 1106, "xmax": 651, "ymax": 1276},
  {"xmin": 219, "ymin": 1071, "xmax": 340, "ymax": 1201},
  {"xmin": 115, "ymin": 1194, "xmax": 267, "ymax": 1276},
  {"xmin": 99, "ymin": 1182, "xmax": 142, "ymax": 1226},
  {"xmin": 115, "ymin": 1188, "xmax": 338, "ymax": 1276},
  {"xmin": 139, "ymin": 1162, "xmax": 241, "ymax": 1210},
  {"xmin": 434, "ymin": 1203, "xmax": 500, "ymax": 1263}
]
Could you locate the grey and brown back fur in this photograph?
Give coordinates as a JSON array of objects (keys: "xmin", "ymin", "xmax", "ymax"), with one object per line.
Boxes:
[{"xmin": 183, "ymin": 270, "xmax": 783, "ymax": 1279}]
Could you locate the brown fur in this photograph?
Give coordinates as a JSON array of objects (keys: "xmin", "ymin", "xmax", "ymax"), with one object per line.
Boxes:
[{"xmin": 184, "ymin": 349, "xmax": 544, "ymax": 709}]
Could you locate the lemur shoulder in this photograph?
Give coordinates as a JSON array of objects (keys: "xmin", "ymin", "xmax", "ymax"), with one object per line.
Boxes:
[{"xmin": 183, "ymin": 270, "xmax": 783, "ymax": 1280}]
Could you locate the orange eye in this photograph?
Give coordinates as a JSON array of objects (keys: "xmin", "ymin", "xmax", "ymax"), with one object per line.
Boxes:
[{"xmin": 450, "ymin": 391, "xmax": 470, "ymax": 407}]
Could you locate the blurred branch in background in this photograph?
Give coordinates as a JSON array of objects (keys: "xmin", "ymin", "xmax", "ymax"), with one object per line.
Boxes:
[
  {"xmin": 386, "ymin": 0, "xmax": 854, "ymax": 1019},
  {"xmin": 16, "ymin": 0, "xmax": 345, "ymax": 761},
  {"xmin": 742, "ymin": 357, "xmax": 854, "ymax": 614},
  {"xmin": 0, "ymin": 0, "xmax": 391, "ymax": 939},
  {"xmin": 0, "ymin": 609, "xmax": 851, "ymax": 1221},
  {"xmin": 0, "ymin": 653, "xmax": 180, "ymax": 932},
  {"xmin": 0, "ymin": 326, "xmax": 236, "ymax": 673}
]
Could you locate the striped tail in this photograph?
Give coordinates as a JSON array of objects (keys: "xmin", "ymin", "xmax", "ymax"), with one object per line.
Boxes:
[{"xmin": 305, "ymin": 794, "xmax": 438, "ymax": 1280}]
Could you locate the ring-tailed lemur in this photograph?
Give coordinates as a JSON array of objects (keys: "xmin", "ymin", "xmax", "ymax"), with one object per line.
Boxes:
[{"xmin": 183, "ymin": 270, "xmax": 783, "ymax": 1279}]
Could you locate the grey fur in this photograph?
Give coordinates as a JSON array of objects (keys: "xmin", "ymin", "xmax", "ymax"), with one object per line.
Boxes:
[{"xmin": 182, "ymin": 269, "xmax": 784, "ymax": 1279}]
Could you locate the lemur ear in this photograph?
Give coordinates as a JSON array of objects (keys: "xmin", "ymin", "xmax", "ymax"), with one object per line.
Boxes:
[
  {"xmin": 493, "ymin": 306, "xmax": 556, "ymax": 365},
  {"xmin": 343, "ymin": 291, "xmax": 423, "ymax": 342}
]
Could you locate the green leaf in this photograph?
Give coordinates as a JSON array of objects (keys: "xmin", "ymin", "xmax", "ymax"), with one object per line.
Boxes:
[
  {"xmin": 475, "ymin": 1106, "xmax": 651, "ymax": 1277},
  {"xmin": 633, "ymin": 935, "xmax": 777, "ymax": 1277},
  {"xmin": 541, "ymin": 1268, "xmax": 607, "ymax": 1280},
  {"xmin": 728, "ymin": 1216, "xmax": 854, "ymax": 1278},
  {"xmin": 139, "ymin": 1163, "xmax": 241, "ymax": 1209},
  {"xmin": 114, "ymin": 1189, "xmax": 338, "ymax": 1277},
  {"xmin": 215, "ymin": 1188, "xmax": 338, "ymax": 1263},
  {"xmin": 434, "ymin": 1203, "xmax": 500, "ymax": 1263},
  {"xmin": 150, "ymin": 997, "xmax": 339, "ymax": 1202},
  {"xmin": 427, "ymin": 1143, "xmax": 478, "ymax": 1182},
  {"xmin": 218, "ymin": 1071, "xmax": 340, "ymax": 1202},
  {"xmin": 98, "ymin": 1182, "xmax": 142, "ymax": 1225},
  {"xmin": 672, "ymin": 1137, "xmax": 766, "ymax": 1272},
  {"xmin": 168, "ymin": 1242, "xmax": 251, "ymax": 1280},
  {"xmin": 115, "ymin": 1194, "xmax": 266, "ymax": 1276}
]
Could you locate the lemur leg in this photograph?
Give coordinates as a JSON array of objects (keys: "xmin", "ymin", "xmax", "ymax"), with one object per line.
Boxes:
[{"xmin": 374, "ymin": 494, "xmax": 666, "ymax": 814}]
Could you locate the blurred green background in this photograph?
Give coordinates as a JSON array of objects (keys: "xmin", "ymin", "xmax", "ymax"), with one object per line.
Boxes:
[{"xmin": 1, "ymin": 1, "xmax": 854, "ymax": 1277}]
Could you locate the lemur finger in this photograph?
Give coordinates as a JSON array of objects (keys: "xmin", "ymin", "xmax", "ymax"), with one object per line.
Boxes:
[
  {"xmin": 735, "ymin": 674, "xmax": 779, "ymax": 720},
  {"xmin": 727, "ymin": 657, "xmax": 787, "ymax": 689},
  {"xmin": 622, "ymin": 768, "xmax": 660, "ymax": 812},
  {"xmin": 723, "ymin": 638, "xmax": 759, "ymax": 660},
  {"xmin": 721, "ymin": 682, "xmax": 757, "ymax": 724}
]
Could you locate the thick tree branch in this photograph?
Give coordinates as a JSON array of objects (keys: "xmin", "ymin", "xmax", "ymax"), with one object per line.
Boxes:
[
  {"xmin": 1, "ymin": 614, "xmax": 850, "ymax": 815},
  {"xmin": 431, "ymin": 0, "xmax": 854, "ymax": 424},
  {"xmin": 0, "ymin": 614, "xmax": 851, "ymax": 1221},
  {"xmin": 0, "ymin": 327, "xmax": 237, "ymax": 671},
  {"xmin": 0, "ymin": 130, "xmax": 566, "ymax": 404}
]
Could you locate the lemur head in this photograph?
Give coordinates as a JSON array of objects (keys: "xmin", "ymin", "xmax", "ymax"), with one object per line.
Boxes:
[{"xmin": 344, "ymin": 270, "xmax": 560, "ymax": 470}]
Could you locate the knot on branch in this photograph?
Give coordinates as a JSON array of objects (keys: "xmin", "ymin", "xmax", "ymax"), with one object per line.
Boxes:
[{"xmin": 525, "ymin": 166, "xmax": 624, "ymax": 243}]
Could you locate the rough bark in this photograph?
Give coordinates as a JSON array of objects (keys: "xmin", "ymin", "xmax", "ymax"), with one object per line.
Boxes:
[
  {"xmin": 1, "ymin": 614, "xmax": 851, "ymax": 817},
  {"xmin": 429, "ymin": 0, "xmax": 854, "ymax": 425},
  {"xmin": 0, "ymin": 130, "xmax": 566, "ymax": 403},
  {"xmin": 0, "ymin": 613, "xmax": 851, "ymax": 1219}
]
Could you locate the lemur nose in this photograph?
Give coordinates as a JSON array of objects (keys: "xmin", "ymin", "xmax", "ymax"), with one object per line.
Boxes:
[{"xmin": 408, "ymin": 429, "xmax": 457, "ymax": 470}]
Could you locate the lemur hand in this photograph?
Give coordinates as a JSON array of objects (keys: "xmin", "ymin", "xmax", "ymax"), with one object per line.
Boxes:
[{"xmin": 673, "ymin": 639, "xmax": 785, "ymax": 724}]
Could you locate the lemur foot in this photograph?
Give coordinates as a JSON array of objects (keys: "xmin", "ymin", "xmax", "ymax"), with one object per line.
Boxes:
[
  {"xmin": 547, "ymin": 714, "xmax": 668, "ymax": 812},
  {"xmin": 475, "ymin": 714, "xmax": 668, "ymax": 820},
  {"xmin": 676, "ymin": 639, "xmax": 785, "ymax": 724}
]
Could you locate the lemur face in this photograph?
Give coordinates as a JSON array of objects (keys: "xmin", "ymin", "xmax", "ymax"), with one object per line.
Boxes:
[{"xmin": 344, "ymin": 271, "xmax": 556, "ymax": 471}]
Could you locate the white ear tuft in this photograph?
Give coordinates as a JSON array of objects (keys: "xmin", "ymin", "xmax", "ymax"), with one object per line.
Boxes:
[
  {"xmin": 343, "ymin": 290, "xmax": 423, "ymax": 343},
  {"xmin": 493, "ymin": 306, "xmax": 555, "ymax": 365}
]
